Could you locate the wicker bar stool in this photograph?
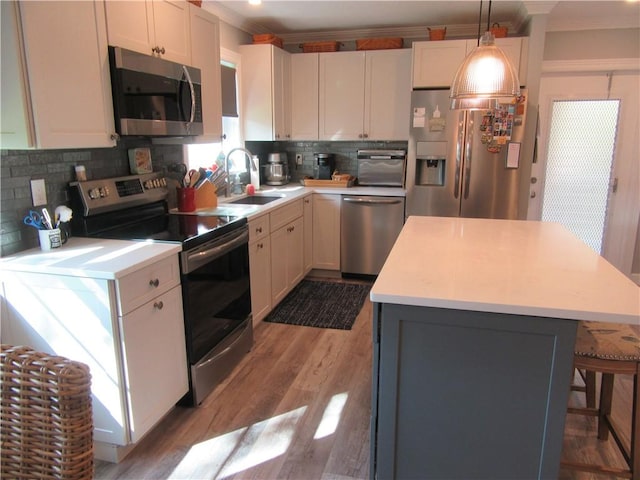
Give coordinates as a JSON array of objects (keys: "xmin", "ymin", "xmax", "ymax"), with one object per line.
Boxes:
[
  {"xmin": 562, "ymin": 321, "xmax": 640, "ymax": 479},
  {"xmin": 1, "ymin": 344, "xmax": 93, "ymax": 480}
]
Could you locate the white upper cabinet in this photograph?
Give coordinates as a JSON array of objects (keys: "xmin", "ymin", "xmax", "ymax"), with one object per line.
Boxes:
[
  {"xmin": 319, "ymin": 50, "xmax": 411, "ymax": 141},
  {"xmin": 188, "ymin": 4, "xmax": 222, "ymax": 142},
  {"xmin": 412, "ymin": 39, "xmax": 468, "ymax": 88},
  {"xmin": 319, "ymin": 51, "xmax": 367, "ymax": 140},
  {"xmin": 1, "ymin": 1, "xmax": 34, "ymax": 149},
  {"xmin": 2, "ymin": 0, "xmax": 116, "ymax": 149},
  {"xmin": 364, "ymin": 49, "xmax": 411, "ymax": 140},
  {"xmin": 239, "ymin": 44, "xmax": 291, "ymax": 141},
  {"xmin": 273, "ymin": 47, "xmax": 292, "ymax": 141},
  {"xmin": 105, "ymin": 0, "xmax": 191, "ymax": 64},
  {"xmin": 412, "ymin": 37, "xmax": 527, "ymax": 89},
  {"xmin": 291, "ymin": 53, "xmax": 319, "ymax": 140}
]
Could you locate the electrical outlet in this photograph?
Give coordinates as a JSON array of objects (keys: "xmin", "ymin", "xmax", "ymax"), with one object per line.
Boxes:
[
  {"xmin": 295, "ymin": 153, "xmax": 303, "ymax": 165},
  {"xmin": 30, "ymin": 179, "xmax": 47, "ymax": 206}
]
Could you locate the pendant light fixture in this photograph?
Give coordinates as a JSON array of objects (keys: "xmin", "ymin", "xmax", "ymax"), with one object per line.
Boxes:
[{"xmin": 450, "ymin": 0, "xmax": 520, "ymax": 110}]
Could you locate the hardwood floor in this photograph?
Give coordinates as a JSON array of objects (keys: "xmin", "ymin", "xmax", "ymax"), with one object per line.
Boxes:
[{"xmin": 95, "ymin": 285, "xmax": 633, "ymax": 479}]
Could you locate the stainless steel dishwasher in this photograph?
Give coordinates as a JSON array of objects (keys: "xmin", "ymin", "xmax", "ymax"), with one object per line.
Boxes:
[{"xmin": 341, "ymin": 195, "xmax": 405, "ymax": 276}]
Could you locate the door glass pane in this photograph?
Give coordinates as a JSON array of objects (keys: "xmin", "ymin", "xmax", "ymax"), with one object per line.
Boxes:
[{"xmin": 542, "ymin": 100, "xmax": 619, "ymax": 253}]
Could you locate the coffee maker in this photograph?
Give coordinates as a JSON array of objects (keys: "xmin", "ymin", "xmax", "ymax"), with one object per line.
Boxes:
[
  {"xmin": 313, "ymin": 153, "xmax": 335, "ymax": 180},
  {"xmin": 264, "ymin": 152, "xmax": 290, "ymax": 185}
]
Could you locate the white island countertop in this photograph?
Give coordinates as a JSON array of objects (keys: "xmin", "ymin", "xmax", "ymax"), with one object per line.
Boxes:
[
  {"xmin": 371, "ymin": 216, "xmax": 640, "ymax": 324},
  {"xmin": 1, "ymin": 237, "xmax": 181, "ymax": 280}
]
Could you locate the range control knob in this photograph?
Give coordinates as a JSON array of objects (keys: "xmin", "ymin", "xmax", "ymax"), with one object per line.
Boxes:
[{"xmin": 88, "ymin": 188, "xmax": 99, "ymax": 199}]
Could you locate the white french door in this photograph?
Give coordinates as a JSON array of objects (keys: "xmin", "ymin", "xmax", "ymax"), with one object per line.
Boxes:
[{"xmin": 530, "ymin": 71, "xmax": 640, "ymax": 278}]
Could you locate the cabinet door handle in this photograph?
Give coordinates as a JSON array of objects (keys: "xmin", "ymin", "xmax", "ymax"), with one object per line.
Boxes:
[
  {"xmin": 257, "ymin": 242, "xmax": 263, "ymax": 249},
  {"xmin": 149, "ymin": 278, "xmax": 160, "ymax": 288},
  {"xmin": 256, "ymin": 227, "xmax": 262, "ymax": 234},
  {"xmin": 154, "ymin": 301, "xmax": 164, "ymax": 310}
]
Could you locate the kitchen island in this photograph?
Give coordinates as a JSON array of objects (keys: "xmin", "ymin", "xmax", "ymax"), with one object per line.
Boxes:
[{"xmin": 370, "ymin": 216, "xmax": 639, "ymax": 479}]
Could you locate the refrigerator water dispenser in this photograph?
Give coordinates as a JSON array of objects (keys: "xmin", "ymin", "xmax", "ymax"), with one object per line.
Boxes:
[
  {"xmin": 415, "ymin": 141, "xmax": 447, "ymax": 186},
  {"xmin": 416, "ymin": 158, "xmax": 445, "ymax": 186}
]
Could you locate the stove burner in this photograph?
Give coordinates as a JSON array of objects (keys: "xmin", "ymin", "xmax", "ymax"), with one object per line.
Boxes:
[{"xmin": 69, "ymin": 174, "xmax": 247, "ymax": 249}]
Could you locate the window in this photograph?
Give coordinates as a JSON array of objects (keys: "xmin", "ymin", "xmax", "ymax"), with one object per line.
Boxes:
[
  {"xmin": 541, "ymin": 99, "xmax": 619, "ymax": 253},
  {"xmin": 186, "ymin": 61, "xmax": 243, "ymax": 172}
]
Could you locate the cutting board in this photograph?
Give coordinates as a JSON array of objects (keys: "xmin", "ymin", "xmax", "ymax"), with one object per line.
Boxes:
[{"xmin": 195, "ymin": 180, "xmax": 217, "ymax": 209}]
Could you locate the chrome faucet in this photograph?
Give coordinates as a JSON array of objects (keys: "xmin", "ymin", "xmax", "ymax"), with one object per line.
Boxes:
[{"xmin": 224, "ymin": 147, "xmax": 255, "ymax": 197}]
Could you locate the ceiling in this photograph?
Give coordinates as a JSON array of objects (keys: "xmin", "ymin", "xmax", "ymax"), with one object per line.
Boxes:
[{"xmin": 205, "ymin": 1, "xmax": 640, "ymax": 42}]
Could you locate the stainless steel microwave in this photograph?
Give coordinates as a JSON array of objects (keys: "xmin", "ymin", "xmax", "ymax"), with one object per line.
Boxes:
[{"xmin": 108, "ymin": 46, "xmax": 203, "ymax": 137}]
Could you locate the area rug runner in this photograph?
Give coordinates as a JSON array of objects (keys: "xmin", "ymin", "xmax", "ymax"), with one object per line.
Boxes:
[{"xmin": 264, "ymin": 279, "xmax": 371, "ymax": 330}]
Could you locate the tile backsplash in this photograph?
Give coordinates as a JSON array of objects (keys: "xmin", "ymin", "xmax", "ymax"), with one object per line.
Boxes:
[
  {"xmin": 247, "ymin": 140, "xmax": 407, "ymax": 184},
  {"xmin": 1, "ymin": 139, "xmax": 407, "ymax": 256},
  {"xmin": 0, "ymin": 140, "xmax": 184, "ymax": 256}
]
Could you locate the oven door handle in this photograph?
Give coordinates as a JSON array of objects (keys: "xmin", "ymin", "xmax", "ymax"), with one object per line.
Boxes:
[
  {"xmin": 343, "ymin": 197, "xmax": 403, "ymax": 205},
  {"xmin": 183, "ymin": 228, "xmax": 249, "ymax": 274}
]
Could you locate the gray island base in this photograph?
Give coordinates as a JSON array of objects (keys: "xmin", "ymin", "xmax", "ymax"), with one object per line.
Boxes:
[{"xmin": 371, "ymin": 303, "xmax": 576, "ymax": 479}]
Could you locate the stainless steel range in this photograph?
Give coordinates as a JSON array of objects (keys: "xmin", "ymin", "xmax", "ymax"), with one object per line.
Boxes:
[{"xmin": 69, "ymin": 172, "xmax": 252, "ymax": 406}]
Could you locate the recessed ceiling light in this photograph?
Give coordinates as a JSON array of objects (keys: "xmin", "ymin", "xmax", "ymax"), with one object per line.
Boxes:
[{"xmin": 249, "ymin": 0, "xmax": 262, "ymax": 5}]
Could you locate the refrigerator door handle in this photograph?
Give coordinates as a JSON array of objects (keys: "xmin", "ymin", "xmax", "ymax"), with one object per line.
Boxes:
[
  {"xmin": 454, "ymin": 115, "xmax": 464, "ymax": 199},
  {"xmin": 463, "ymin": 115, "xmax": 473, "ymax": 199}
]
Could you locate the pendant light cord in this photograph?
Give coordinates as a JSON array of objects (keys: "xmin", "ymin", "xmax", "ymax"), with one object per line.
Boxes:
[
  {"xmin": 477, "ymin": 0, "xmax": 483, "ymax": 46},
  {"xmin": 487, "ymin": 0, "xmax": 493, "ymax": 32}
]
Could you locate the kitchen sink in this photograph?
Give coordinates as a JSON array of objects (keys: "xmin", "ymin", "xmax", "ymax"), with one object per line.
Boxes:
[{"xmin": 227, "ymin": 195, "xmax": 283, "ymax": 205}]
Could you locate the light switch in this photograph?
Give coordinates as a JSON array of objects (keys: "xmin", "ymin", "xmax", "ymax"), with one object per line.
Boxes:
[{"xmin": 30, "ymin": 179, "xmax": 47, "ymax": 206}]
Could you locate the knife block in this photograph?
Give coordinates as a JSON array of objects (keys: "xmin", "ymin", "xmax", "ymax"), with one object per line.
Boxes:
[{"xmin": 195, "ymin": 181, "xmax": 217, "ymax": 209}]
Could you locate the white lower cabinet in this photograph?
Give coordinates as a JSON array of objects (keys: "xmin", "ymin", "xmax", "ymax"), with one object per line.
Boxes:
[
  {"xmin": 312, "ymin": 193, "xmax": 341, "ymax": 270},
  {"xmin": 303, "ymin": 195, "xmax": 313, "ymax": 274},
  {"xmin": 270, "ymin": 200, "xmax": 304, "ymax": 307},
  {"xmin": 0, "ymin": 254, "xmax": 188, "ymax": 462},
  {"xmin": 271, "ymin": 216, "xmax": 304, "ymax": 307},
  {"xmin": 248, "ymin": 197, "xmax": 309, "ymax": 322},
  {"xmin": 119, "ymin": 284, "xmax": 187, "ymax": 443},
  {"xmin": 248, "ymin": 214, "xmax": 272, "ymax": 325}
]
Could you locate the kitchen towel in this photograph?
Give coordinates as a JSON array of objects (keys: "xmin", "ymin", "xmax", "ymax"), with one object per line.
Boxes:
[{"xmin": 264, "ymin": 279, "xmax": 371, "ymax": 330}]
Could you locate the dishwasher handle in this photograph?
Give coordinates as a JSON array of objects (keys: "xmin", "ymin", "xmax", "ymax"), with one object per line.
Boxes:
[{"xmin": 343, "ymin": 197, "xmax": 403, "ymax": 205}]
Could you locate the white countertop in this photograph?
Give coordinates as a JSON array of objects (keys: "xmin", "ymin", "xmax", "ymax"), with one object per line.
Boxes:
[
  {"xmin": 1, "ymin": 237, "xmax": 181, "ymax": 280},
  {"xmin": 170, "ymin": 184, "xmax": 406, "ymax": 220},
  {"xmin": 371, "ymin": 216, "xmax": 640, "ymax": 324}
]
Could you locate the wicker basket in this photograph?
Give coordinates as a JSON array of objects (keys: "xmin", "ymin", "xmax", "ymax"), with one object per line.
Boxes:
[
  {"xmin": 356, "ymin": 37, "xmax": 403, "ymax": 51},
  {"xmin": 1, "ymin": 345, "xmax": 93, "ymax": 480},
  {"xmin": 300, "ymin": 41, "xmax": 341, "ymax": 53},
  {"xmin": 490, "ymin": 23, "xmax": 508, "ymax": 38},
  {"xmin": 428, "ymin": 27, "xmax": 447, "ymax": 41},
  {"xmin": 252, "ymin": 34, "xmax": 283, "ymax": 48}
]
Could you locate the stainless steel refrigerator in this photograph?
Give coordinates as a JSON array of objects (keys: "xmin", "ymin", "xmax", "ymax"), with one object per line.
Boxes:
[{"xmin": 406, "ymin": 89, "xmax": 527, "ymax": 219}]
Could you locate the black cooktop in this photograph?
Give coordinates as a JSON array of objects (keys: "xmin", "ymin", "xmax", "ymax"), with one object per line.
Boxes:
[
  {"xmin": 71, "ymin": 201, "xmax": 247, "ymax": 251},
  {"xmin": 152, "ymin": 214, "xmax": 247, "ymax": 250}
]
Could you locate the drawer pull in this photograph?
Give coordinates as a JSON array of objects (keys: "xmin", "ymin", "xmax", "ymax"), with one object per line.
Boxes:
[
  {"xmin": 149, "ymin": 278, "xmax": 160, "ymax": 288},
  {"xmin": 256, "ymin": 226, "xmax": 262, "ymax": 234},
  {"xmin": 154, "ymin": 301, "xmax": 164, "ymax": 310}
]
